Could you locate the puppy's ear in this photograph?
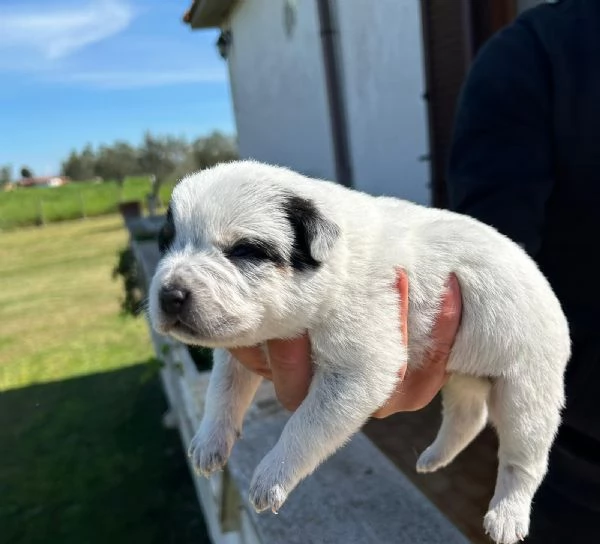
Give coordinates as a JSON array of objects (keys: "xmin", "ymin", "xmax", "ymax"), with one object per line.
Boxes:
[{"xmin": 283, "ymin": 195, "xmax": 340, "ymax": 270}]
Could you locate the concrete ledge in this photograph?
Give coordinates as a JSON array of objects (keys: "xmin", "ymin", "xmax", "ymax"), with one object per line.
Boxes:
[{"xmin": 228, "ymin": 409, "xmax": 469, "ymax": 544}]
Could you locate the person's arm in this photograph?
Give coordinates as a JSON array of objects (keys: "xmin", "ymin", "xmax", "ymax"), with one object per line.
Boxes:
[{"xmin": 447, "ymin": 18, "xmax": 555, "ymax": 256}]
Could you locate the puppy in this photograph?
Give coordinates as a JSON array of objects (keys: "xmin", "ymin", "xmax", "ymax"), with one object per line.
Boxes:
[{"xmin": 148, "ymin": 160, "xmax": 570, "ymax": 544}]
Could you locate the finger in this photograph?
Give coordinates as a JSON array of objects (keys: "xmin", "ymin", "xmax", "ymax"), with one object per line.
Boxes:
[
  {"xmin": 394, "ymin": 267, "xmax": 409, "ymax": 346},
  {"xmin": 372, "ymin": 364, "xmax": 408, "ymax": 418},
  {"xmin": 373, "ymin": 362, "xmax": 449, "ymax": 417},
  {"xmin": 427, "ymin": 273, "xmax": 462, "ymax": 361},
  {"xmin": 228, "ymin": 346, "xmax": 271, "ymax": 377},
  {"xmin": 254, "ymin": 368, "xmax": 273, "ymax": 380},
  {"xmin": 267, "ymin": 335, "xmax": 312, "ymax": 411},
  {"xmin": 373, "ymin": 273, "xmax": 462, "ymax": 417},
  {"xmin": 372, "ymin": 269, "xmax": 409, "ymax": 418}
]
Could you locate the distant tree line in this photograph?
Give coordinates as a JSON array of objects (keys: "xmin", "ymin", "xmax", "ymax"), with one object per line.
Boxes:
[
  {"xmin": 62, "ymin": 130, "xmax": 238, "ymax": 185},
  {"xmin": 0, "ymin": 130, "xmax": 238, "ymax": 190},
  {"xmin": 1, "ymin": 166, "xmax": 36, "ymax": 186}
]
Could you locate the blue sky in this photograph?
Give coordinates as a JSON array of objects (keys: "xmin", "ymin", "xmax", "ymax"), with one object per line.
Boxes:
[{"xmin": 0, "ymin": 0, "xmax": 234, "ymax": 176}]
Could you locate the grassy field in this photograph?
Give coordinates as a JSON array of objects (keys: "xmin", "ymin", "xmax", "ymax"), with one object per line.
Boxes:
[
  {"xmin": 0, "ymin": 215, "xmax": 209, "ymax": 544},
  {"xmin": 0, "ymin": 177, "xmax": 176, "ymax": 230}
]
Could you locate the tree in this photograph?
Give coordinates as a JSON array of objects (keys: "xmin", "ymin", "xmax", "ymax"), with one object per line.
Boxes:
[
  {"xmin": 138, "ymin": 132, "xmax": 188, "ymax": 180},
  {"xmin": 62, "ymin": 151, "xmax": 83, "ymax": 181},
  {"xmin": 61, "ymin": 144, "xmax": 96, "ymax": 181},
  {"xmin": 94, "ymin": 141, "xmax": 139, "ymax": 185},
  {"xmin": 191, "ymin": 131, "xmax": 238, "ymax": 170},
  {"xmin": 79, "ymin": 144, "xmax": 96, "ymax": 181},
  {"xmin": 167, "ymin": 131, "xmax": 239, "ymax": 185},
  {"xmin": 0, "ymin": 165, "xmax": 12, "ymax": 188},
  {"xmin": 20, "ymin": 166, "xmax": 33, "ymax": 179},
  {"xmin": 57, "ymin": 130, "xmax": 238, "ymax": 192},
  {"xmin": 138, "ymin": 132, "xmax": 189, "ymax": 212}
]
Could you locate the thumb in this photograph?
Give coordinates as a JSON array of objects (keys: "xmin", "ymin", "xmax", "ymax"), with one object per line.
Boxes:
[
  {"xmin": 267, "ymin": 335, "xmax": 312, "ymax": 411},
  {"xmin": 426, "ymin": 273, "xmax": 462, "ymax": 362}
]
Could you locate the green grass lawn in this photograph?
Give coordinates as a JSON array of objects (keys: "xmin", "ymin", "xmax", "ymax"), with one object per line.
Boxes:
[
  {"xmin": 0, "ymin": 215, "xmax": 209, "ymax": 544},
  {"xmin": 0, "ymin": 178, "xmax": 177, "ymax": 230}
]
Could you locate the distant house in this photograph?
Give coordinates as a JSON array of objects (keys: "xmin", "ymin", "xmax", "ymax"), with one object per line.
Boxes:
[
  {"xmin": 183, "ymin": 0, "xmax": 542, "ymax": 207},
  {"xmin": 15, "ymin": 176, "xmax": 69, "ymax": 188}
]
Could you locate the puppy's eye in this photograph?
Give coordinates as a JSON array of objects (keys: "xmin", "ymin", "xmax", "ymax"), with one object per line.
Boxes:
[
  {"xmin": 158, "ymin": 224, "xmax": 175, "ymax": 255},
  {"xmin": 158, "ymin": 207, "xmax": 175, "ymax": 255},
  {"xmin": 226, "ymin": 242, "xmax": 269, "ymax": 261}
]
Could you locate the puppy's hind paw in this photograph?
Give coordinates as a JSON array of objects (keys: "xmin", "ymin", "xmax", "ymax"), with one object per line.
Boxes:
[
  {"xmin": 416, "ymin": 445, "xmax": 449, "ymax": 473},
  {"xmin": 483, "ymin": 503, "xmax": 530, "ymax": 544}
]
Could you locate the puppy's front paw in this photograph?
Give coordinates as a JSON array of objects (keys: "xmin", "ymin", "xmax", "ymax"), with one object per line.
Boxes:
[
  {"xmin": 416, "ymin": 445, "xmax": 448, "ymax": 473},
  {"xmin": 249, "ymin": 480, "xmax": 288, "ymax": 514},
  {"xmin": 248, "ymin": 455, "xmax": 292, "ymax": 514},
  {"xmin": 483, "ymin": 501, "xmax": 530, "ymax": 544},
  {"xmin": 187, "ymin": 423, "xmax": 238, "ymax": 477}
]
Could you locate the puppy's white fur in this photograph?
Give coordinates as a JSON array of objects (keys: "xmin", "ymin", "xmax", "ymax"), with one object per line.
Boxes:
[{"xmin": 148, "ymin": 160, "xmax": 570, "ymax": 544}]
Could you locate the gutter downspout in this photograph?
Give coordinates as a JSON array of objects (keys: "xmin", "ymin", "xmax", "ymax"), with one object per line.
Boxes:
[{"xmin": 316, "ymin": 0, "xmax": 353, "ymax": 188}]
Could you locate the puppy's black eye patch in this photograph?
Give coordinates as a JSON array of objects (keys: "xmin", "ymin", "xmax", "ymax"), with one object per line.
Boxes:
[{"xmin": 225, "ymin": 238, "xmax": 283, "ymax": 265}]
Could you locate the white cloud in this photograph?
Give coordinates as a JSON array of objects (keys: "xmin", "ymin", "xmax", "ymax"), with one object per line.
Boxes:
[
  {"xmin": 0, "ymin": 0, "xmax": 133, "ymax": 60},
  {"xmin": 0, "ymin": 1, "xmax": 228, "ymax": 90},
  {"xmin": 59, "ymin": 69, "xmax": 227, "ymax": 89}
]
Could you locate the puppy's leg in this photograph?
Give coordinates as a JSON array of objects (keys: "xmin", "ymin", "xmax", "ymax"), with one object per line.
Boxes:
[
  {"xmin": 417, "ymin": 374, "xmax": 490, "ymax": 473},
  {"xmin": 189, "ymin": 348, "xmax": 263, "ymax": 477},
  {"xmin": 248, "ymin": 364, "xmax": 400, "ymax": 513},
  {"xmin": 483, "ymin": 376, "xmax": 563, "ymax": 544}
]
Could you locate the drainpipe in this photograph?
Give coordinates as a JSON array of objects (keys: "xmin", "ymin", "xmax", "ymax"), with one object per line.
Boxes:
[{"xmin": 316, "ymin": 0, "xmax": 353, "ymax": 188}]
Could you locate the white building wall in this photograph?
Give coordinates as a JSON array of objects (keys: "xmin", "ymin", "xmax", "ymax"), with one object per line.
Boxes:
[
  {"xmin": 335, "ymin": 0, "xmax": 431, "ymax": 205},
  {"xmin": 226, "ymin": 0, "xmax": 336, "ymax": 181}
]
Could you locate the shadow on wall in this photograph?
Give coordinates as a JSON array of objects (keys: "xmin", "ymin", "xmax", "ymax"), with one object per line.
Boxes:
[{"xmin": 0, "ymin": 362, "xmax": 210, "ymax": 544}]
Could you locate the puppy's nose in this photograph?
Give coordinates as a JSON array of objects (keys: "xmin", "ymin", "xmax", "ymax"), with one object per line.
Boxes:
[{"xmin": 159, "ymin": 286, "xmax": 189, "ymax": 316}]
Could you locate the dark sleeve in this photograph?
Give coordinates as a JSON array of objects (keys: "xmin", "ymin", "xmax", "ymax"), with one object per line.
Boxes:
[{"xmin": 446, "ymin": 19, "xmax": 555, "ymax": 257}]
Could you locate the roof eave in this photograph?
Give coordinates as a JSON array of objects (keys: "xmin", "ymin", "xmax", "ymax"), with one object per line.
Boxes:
[{"xmin": 183, "ymin": 0, "xmax": 238, "ymax": 29}]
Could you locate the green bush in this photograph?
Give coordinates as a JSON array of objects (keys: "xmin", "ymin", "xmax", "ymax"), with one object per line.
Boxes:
[
  {"xmin": 112, "ymin": 246, "xmax": 145, "ymax": 317},
  {"xmin": 188, "ymin": 346, "xmax": 214, "ymax": 373}
]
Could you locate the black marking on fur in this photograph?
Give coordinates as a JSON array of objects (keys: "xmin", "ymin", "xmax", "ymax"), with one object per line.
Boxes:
[
  {"xmin": 158, "ymin": 205, "xmax": 175, "ymax": 255},
  {"xmin": 282, "ymin": 194, "xmax": 339, "ymax": 271},
  {"xmin": 225, "ymin": 237, "xmax": 285, "ymax": 266}
]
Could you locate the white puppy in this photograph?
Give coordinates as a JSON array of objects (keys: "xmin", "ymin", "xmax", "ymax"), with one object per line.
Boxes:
[{"xmin": 148, "ymin": 160, "xmax": 570, "ymax": 544}]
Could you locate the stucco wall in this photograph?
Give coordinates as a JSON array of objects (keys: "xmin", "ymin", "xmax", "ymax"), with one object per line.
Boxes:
[
  {"xmin": 226, "ymin": 0, "xmax": 336, "ymax": 181},
  {"xmin": 335, "ymin": 0, "xmax": 431, "ymax": 205},
  {"xmin": 225, "ymin": 0, "xmax": 432, "ymax": 204}
]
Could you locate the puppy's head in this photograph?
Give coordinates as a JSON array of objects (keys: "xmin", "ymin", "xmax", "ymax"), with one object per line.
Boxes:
[{"xmin": 148, "ymin": 161, "xmax": 340, "ymax": 348}]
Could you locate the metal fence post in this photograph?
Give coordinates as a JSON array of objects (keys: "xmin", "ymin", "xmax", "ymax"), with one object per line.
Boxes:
[{"xmin": 79, "ymin": 190, "xmax": 86, "ymax": 219}]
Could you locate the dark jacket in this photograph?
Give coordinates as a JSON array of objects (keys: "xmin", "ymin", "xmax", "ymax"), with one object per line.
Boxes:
[{"xmin": 447, "ymin": 0, "xmax": 600, "ymax": 509}]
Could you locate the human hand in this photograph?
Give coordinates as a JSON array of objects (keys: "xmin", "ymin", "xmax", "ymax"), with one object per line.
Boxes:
[
  {"xmin": 229, "ymin": 269, "xmax": 462, "ymax": 415},
  {"xmin": 229, "ymin": 334, "xmax": 313, "ymax": 411},
  {"xmin": 371, "ymin": 270, "xmax": 462, "ymax": 417}
]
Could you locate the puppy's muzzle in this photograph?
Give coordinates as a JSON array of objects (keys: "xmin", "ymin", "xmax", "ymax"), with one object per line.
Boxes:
[{"xmin": 159, "ymin": 285, "xmax": 190, "ymax": 318}]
